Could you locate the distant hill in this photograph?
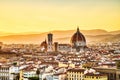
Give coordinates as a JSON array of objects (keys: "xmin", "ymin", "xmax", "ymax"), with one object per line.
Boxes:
[
  {"xmin": 109, "ymin": 30, "xmax": 120, "ymax": 34},
  {"xmin": 0, "ymin": 29, "xmax": 119, "ymax": 44},
  {"xmin": 55, "ymin": 34, "xmax": 114, "ymax": 43},
  {"xmin": 101, "ymin": 34, "xmax": 120, "ymax": 42}
]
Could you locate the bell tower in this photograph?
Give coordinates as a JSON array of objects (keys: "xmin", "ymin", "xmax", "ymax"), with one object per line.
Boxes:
[{"xmin": 47, "ymin": 33, "xmax": 53, "ymax": 52}]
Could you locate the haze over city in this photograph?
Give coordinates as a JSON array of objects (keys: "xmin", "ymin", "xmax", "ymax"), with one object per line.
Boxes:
[{"xmin": 0, "ymin": 0, "xmax": 120, "ymax": 80}]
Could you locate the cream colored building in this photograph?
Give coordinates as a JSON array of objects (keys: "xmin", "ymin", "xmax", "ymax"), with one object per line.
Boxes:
[
  {"xmin": 19, "ymin": 70, "xmax": 23, "ymax": 80},
  {"xmin": 0, "ymin": 66, "xmax": 10, "ymax": 80},
  {"xmin": 84, "ymin": 73, "xmax": 107, "ymax": 80},
  {"xmin": 59, "ymin": 62, "xmax": 75, "ymax": 68},
  {"xmin": 67, "ymin": 68, "xmax": 85, "ymax": 80},
  {"xmin": 19, "ymin": 70, "xmax": 37, "ymax": 80}
]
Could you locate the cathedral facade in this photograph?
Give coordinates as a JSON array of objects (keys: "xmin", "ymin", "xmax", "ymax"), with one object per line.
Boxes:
[
  {"xmin": 40, "ymin": 27, "xmax": 87, "ymax": 53},
  {"xmin": 71, "ymin": 27, "xmax": 86, "ymax": 53}
]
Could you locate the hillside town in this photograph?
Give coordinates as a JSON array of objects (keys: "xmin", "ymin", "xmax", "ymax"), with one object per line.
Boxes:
[{"xmin": 0, "ymin": 28, "xmax": 120, "ymax": 80}]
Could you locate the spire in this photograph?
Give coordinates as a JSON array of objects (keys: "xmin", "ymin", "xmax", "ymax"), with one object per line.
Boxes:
[
  {"xmin": 77, "ymin": 26, "xmax": 80, "ymax": 32},
  {"xmin": 77, "ymin": 27, "xmax": 80, "ymax": 42}
]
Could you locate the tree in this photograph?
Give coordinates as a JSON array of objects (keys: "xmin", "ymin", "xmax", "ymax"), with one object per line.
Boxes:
[
  {"xmin": 29, "ymin": 77, "xmax": 39, "ymax": 80},
  {"xmin": 43, "ymin": 78, "xmax": 47, "ymax": 80},
  {"xmin": 13, "ymin": 62, "xmax": 17, "ymax": 66},
  {"xmin": 36, "ymin": 68, "xmax": 40, "ymax": 79}
]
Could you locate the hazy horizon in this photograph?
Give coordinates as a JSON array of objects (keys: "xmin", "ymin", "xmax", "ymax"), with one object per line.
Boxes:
[{"xmin": 0, "ymin": 28, "xmax": 120, "ymax": 34}]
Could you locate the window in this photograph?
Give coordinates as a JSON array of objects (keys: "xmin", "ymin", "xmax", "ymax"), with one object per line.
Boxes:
[
  {"xmin": 119, "ymin": 75, "xmax": 120, "ymax": 79},
  {"xmin": 96, "ymin": 77, "xmax": 98, "ymax": 79}
]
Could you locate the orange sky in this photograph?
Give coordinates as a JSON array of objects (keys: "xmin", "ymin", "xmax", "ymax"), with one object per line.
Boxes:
[{"xmin": 0, "ymin": 0, "xmax": 120, "ymax": 33}]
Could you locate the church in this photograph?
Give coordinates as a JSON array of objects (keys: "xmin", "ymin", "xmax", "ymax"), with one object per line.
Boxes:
[
  {"xmin": 40, "ymin": 27, "xmax": 87, "ymax": 53},
  {"xmin": 71, "ymin": 27, "xmax": 87, "ymax": 53}
]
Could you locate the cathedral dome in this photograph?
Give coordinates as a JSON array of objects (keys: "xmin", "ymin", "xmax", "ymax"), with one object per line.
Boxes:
[
  {"xmin": 40, "ymin": 40, "xmax": 47, "ymax": 47},
  {"xmin": 71, "ymin": 27, "xmax": 86, "ymax": 47},
  {"xmin": 40, "ymin": 39, "xmax": 47, "ymax": 51}
]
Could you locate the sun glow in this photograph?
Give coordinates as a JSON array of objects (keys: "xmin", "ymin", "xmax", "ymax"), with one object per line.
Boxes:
[{"xmin": 0, "ymin": 0, "xmax": 120, "ymax": 33}]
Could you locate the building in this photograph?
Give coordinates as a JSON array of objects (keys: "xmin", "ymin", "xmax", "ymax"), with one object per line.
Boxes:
[
  {"xmin": 53, "ymin": 73, "xmax": 66, "ymax": 80},
  {"xmin": 0, "ymin": 51, "xmax": 17, "ymax": 59},
  {"xmin": 71, "ymin": 27, "xmax": 86, "ymax": 53},
  {"xmin": 40, "ymin": 39, "xmax": 47, "ymax": 52},
  {"xmin": 0, "ymin": 65, "xmax": 10, "ymax": 80},
  {"xmin": 19, "ymin": 66, "xmax": 37, "ymax": 80},
  {"xmin": 9, "ymin": 65, "xmax": 19, "ymax": 80},
  {"xmin": 23, "ymin": 53, "xmax": 32, "ymax": 58},
  {"xmin": 67, "ymin": 68, "xmax": 85, "ymax": 80},
  {"xmin": 94, "ymin": 67, "xmax": 120, "ymax": 80},
  {"xmin": 58, "ymin": 62, "xmax": 75, "ymax": 68},
  {"xmin": 19, "ymin": 70, "xmax": 23, "ymax": 80},
  {"xmin": 84, "ymin": 72, "xmax": 107, "ymax": 80},
  {"xmin": 54, "ymin": 42, "xmax": 58, "ymax": 52},
  {"xmin": 58, "ymin": 44, "xmax": 71, "ymax": 53},
  {"xmin": 41, "ymin": 27, "xmax": 87, "ymax": 53},
  {"xmin": 47, "ymin": 33, "xmax": 53, "ymax": 52},
  {"xmin": 53, "ymin": 42, "xmax": 71, "ymax": 53},
  {"xmin": 9, "ymin": 66, "xmax": 19, "ymax": 74},
  {"xmin": 0, "ymin": 65, "xmax": 20, "ymax": 80}
]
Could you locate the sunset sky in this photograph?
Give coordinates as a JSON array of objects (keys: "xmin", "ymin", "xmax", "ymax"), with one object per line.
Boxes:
[{"xmin": 0, "ymin": 0, "xmax": 120, "ymax": 33}]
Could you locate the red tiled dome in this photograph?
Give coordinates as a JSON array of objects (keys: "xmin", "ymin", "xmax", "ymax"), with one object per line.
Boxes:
[
  {"xmin": 71, "ymin": 27, "xmax": 86, "ymax": 46},
  {"xmin": 40, "ymin": 39, "xmax": 47, "ymax": 51},
  {"xmin": 41, "ymin": 40, "xmax": 47, "ymax": 47}
]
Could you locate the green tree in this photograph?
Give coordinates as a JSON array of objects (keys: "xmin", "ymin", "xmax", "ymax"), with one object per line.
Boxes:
[
  {"xmin": 36, "ymin": 68, "xmax": 40, "ymax": 79},
  {"xmin": 13, "ymin": 62, "xmax": 17, "ymax": 66},
  {"xmin": 29, "ymin": 77, "xmax": 39, "ymax": 80}
]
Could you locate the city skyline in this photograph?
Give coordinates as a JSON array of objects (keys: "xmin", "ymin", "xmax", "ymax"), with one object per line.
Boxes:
[
  {"xmin": 0, "ymin": 1, "xmax": 120, "ymax": 80},
  {"xmin": 0, "ymin": 0, "xmax": 120, "ymax": 33}
]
